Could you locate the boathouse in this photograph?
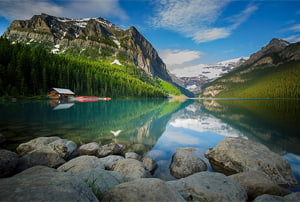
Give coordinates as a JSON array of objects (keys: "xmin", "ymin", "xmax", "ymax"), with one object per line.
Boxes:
[{"xmin": 47, "ymin": 88, "xmax": 75, "ymax": 99}]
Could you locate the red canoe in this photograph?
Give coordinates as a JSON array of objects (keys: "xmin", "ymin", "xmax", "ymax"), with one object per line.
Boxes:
[{"xmin": 73, "ymin": 96, "xmax": 111, "ymax": 102}]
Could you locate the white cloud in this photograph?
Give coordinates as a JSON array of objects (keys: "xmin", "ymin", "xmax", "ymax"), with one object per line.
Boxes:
[
  {"xmin": 283, "ymin": 34, "xmax": 300, "ymax": 43},
  {"xmin": 227, "ymin": 5, "xmax": 258, "ymax": 30},
  {"xmin": 286, "ymin": 24, "xmax": 300, "ymax": 32},
  {"xmin": 160, "ymin": 49, "xmax": 203, "ymax": 65},
  {"xmin": 0, "ymin": 0, "xmax": 128, "ymax": 21},
  {"xmin": 192, "ymin": 28, "xmax": 231, "ymax": 43},
  {"xmin": 0, "ymin": 0, "xmax": 62, "ymax": 20},
  {"xmin": 150, "ymin": 0, "xmax": 257, "ymax": 43}
]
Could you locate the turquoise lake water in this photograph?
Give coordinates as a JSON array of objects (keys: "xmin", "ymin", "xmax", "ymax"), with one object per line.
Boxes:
[{"xmin": 0, "ymin": 98, "xmax": 299, "ymax": 182}]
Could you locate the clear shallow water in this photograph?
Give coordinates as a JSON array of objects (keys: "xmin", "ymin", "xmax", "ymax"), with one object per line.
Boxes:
[{"xmin": 0, "ymin": 99, "xmax": 299, "ymax": 182}]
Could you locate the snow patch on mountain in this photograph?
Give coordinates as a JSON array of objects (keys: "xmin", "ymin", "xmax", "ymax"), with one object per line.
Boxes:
[
  {"xmin": 171, "ymin": 57, "xmax": 249, "ymax": 79},
  {"xmin": 57, "ymin": 17, "xmax": 121, "ymax": 30},
  {"xmin": 111, "ymin": 59, "xmax": 122, "ymax": 66}
]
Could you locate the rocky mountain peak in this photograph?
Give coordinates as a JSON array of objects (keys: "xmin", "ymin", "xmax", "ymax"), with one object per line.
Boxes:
[
  {"xmin": 262, "ymin": 38, "xmax": 290, "ymax": 53},
  {"xmin": 3, "ymin": 13, "xmax": 172, "ymax": 82},
  {"xmin": 242, "ymin": 38, "xmax": 290, "ymax": 67}
]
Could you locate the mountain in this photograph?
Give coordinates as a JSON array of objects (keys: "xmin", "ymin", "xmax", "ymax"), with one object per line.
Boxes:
[
  {"xmin": 3, "ymin": 13, "xmax": 171, "ymax": 82},
  {"xmin": 169, "ymin": 57, "xmax": 248, "ymax": 94},
  {"xmin": 201, "ymin": 38, "xmax": 300, "ymax": 98}
]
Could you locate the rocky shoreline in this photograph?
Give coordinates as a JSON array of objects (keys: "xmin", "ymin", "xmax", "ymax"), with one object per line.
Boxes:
[{"xmin": 0, "ymin": 135, "xmax": 299, "ymax": 201}]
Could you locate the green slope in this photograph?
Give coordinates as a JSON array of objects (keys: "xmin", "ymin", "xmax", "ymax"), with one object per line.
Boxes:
[{"xmin": 202, "ymin": 60, "xmax": 300, "ymax": 99}]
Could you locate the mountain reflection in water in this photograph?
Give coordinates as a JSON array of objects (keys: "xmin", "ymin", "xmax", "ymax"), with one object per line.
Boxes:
[{"xmin": 0, "ymin": 99, "xmax": 299, "ymax": 181}]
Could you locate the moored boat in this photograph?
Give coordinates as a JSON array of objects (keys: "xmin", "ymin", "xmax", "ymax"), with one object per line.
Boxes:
[{"xmin": 70, "ymin": 96, "xmax": 111, "ymax": 102}]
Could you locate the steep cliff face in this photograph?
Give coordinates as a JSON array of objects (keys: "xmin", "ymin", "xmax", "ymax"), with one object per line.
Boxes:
[
  {"xmin": 121, "ymin": 26, "xmax": 171, "ymax": 81},
  {"xmin": 3, "ymin": 13, "xmax": 172, "ymax": 81}
]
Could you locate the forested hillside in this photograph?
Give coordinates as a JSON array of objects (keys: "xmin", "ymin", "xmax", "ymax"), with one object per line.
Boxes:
[
  {"xmin": 0, "ymin": 38, "xmax": 173, "ymax": 98},
  {"xmin": 201, "ymin": 39, "xmax": 300, "ymax": 99},
  {"xmin": 203, "ymin": 60, "xmax": 300, "ymax": 98}
]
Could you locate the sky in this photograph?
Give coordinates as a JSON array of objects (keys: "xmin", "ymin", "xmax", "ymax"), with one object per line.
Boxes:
[{"xmin": 0, "ymin": 0, "xmax": 300, "ymax": 72}]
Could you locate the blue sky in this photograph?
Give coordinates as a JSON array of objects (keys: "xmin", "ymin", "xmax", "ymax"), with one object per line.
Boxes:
[{"xmin": 0, "ymin": 0, "xmax": 300, "ymax": 71}]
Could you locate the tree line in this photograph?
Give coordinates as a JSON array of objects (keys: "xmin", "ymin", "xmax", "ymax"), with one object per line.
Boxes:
[{"xmin": 0, "ymin": 38, "xmax": 167, "ymax": 98}]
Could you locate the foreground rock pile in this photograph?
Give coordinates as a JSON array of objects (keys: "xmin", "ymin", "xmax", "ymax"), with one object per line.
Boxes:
[{"xmin": 0, "ymin": 136, "xmax": 299, "ymax": 201}]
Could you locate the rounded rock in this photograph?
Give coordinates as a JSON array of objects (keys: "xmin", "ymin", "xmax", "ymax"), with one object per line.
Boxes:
[
  {"xmin": 170, "ymin": 150, "xmax": 207, "ymax": 178},
  {"xmin": 57, "ymin": 155, "xmax": 104, "ymax": 174},
  {"xmin": 0, "ymin": 149, "xmax": 19, "ymax": 177},
  {"xmin": 111, "ymin": 159, "xmax": 151, "ymax": 179},
  {"xmin": 78, "ymin": 142, "xmax": 100, "ymax": 156},
  {"xmin": 0, "ymin": 166, "xmax": 98, "ymax": 201},
  {"xmin": 205, "ymin": 137, "xmax": 297, "ymax": 185},
  {"xmin": 167, "ymin": 171, "xmax": 247, "ymax": 202},
  {"xmin": 102, "ymin": 178, "xmax": 185, "ymax": 202}
]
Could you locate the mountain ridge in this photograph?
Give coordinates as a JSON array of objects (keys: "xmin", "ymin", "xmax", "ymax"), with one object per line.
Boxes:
[
  {"xmin": 2, "ymin": 13, "xmax": 172, "ymax": 82},
  {"xmin": 201, "ymin": 38, "xmax": 300, "ymax": 98},
  {"xmin": 169, "ymin": 57, "xmax": 248, "ymax": 94}
]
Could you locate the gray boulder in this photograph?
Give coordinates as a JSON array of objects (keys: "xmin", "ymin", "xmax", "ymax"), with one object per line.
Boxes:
[
  {"xmin": 48, "ymin": 138, "xmax": 77, "ymax": 159},
  {"xmin": 0, "ymin": 149, "xmax": 19, "ymax": 177},
  {"xmin": 77, "ymin": 168, "xmax": 129, "ymax": 199},
  {"xmin": 142, "ymin": 157, "xmax": 158, "ymax": 173},
  {"xmin": 167, "ymin": 171, "xmax": 247, "ymax": 202},
  {"xmin": 78, "ymin": 142, "xmax": 100, "ymax": 156},
  {"xmin": 110, "ymin": 159, "xmax": 151, "ymax": 179},
  {"xmin": 253, "ymin": 194, "xmax": 287, "ymax": 202},
  {"xmin": 230, "ymin": 171, "xmax": 285, "ymax": 200},
  {"xmin": 15, "ymin": 136, "xmax": 77, "ymax": 171},
  {"xmin": 101, "ymin": 178, "xmax": 185, "ymax": 202},
  {"xmin": 170, "ymin": 150, "xmax": 207, "ymax": 178},
  {"xmin": 58, "ymin": 155, "xmax": 105, "ymax": 174},
  {"xmin": 97, "ymin": 143, "xmax": 125, "ymax": 158},
  {"xmin": 16, "ymin": 136, "xmax": 61, "ymax": 156},
  {"xmin": 99, "ymin": 155, "xmax": 124, "ymax": 170},
  {"xmin": 253, "ymin": 192, "xmax": 300, "ymax": 202},
  {"xmin": 125, "ymin": 152, "xmax": 141, "ymax": 161},
  {"xmin": 17, "ymin": 146, "xmax": 66, "ymax": 171},
  {"xmin": 205, "ymin": 137, "xmax": 297, "ymax": 185},
  {"xmin": 0, "ymin": 166, "xmax": 98, "ymax": 201},
  {"xmin": 16, "ymin": 136, "xmax": 77, "ymax": 159}
]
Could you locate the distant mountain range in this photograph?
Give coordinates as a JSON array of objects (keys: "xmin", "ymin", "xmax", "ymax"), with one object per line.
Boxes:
[
  {"xmin": 201, "ymin": 38, "xmax": 300, "ymax": 98},
  {"xmin": 169, "ymin": 57, "xmax": 248, "ymax": 94}
]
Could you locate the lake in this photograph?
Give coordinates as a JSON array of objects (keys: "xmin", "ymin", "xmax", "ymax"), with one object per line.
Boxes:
[{"xmin": 0, "ymin": 98, "xmax": 300, "ymax": 182}]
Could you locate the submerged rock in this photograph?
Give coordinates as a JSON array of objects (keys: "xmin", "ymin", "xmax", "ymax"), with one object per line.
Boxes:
[
  {"xmin": 0, "ymin": 166, "xmax": 98, "ymax": 201},
  {"xmin": 101, "ymin": 178, "xmax": 185, "ymax": 202},
  {"xmin": 167, "ymin": 171, "xmax": 247, "ymax": 201},
  {"xmin": 78, "ymin": 142, "xmax": 100, "ymax": 156},
  {"xmin": 110, "ymin": 159, "xmax": 151, "ymax": 179},
  {"xmin": 77, "ymin": 168, "xmax": 129, "ymax": 200},
  {"xmin": 97, "ymin": 143, "xmax": 125, "ymax": 158},
  {"xmin": 170, "ymin": 150, "xmax": 207, "ymax": 178},
  {"xmin": 230, "ymin": 171, "xmax": 285, "ymax": 200},
  {"xmin": 57, "ymin": 155, "xmax": 104, "ymax": 174},
  {"xmin": 125, "ymin": 152, "xmax": 141, "ymax": 161},
  {"xmin": 205, "ymin": 137, "xmax": 297, "ymax": 185},
  {"xmin": 0, "ymin": 149, "xmax": 19, "ymax": 177},
  {"xmin": 142, "ymin": 157, "xmax": 158, "ymax": 174}
]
